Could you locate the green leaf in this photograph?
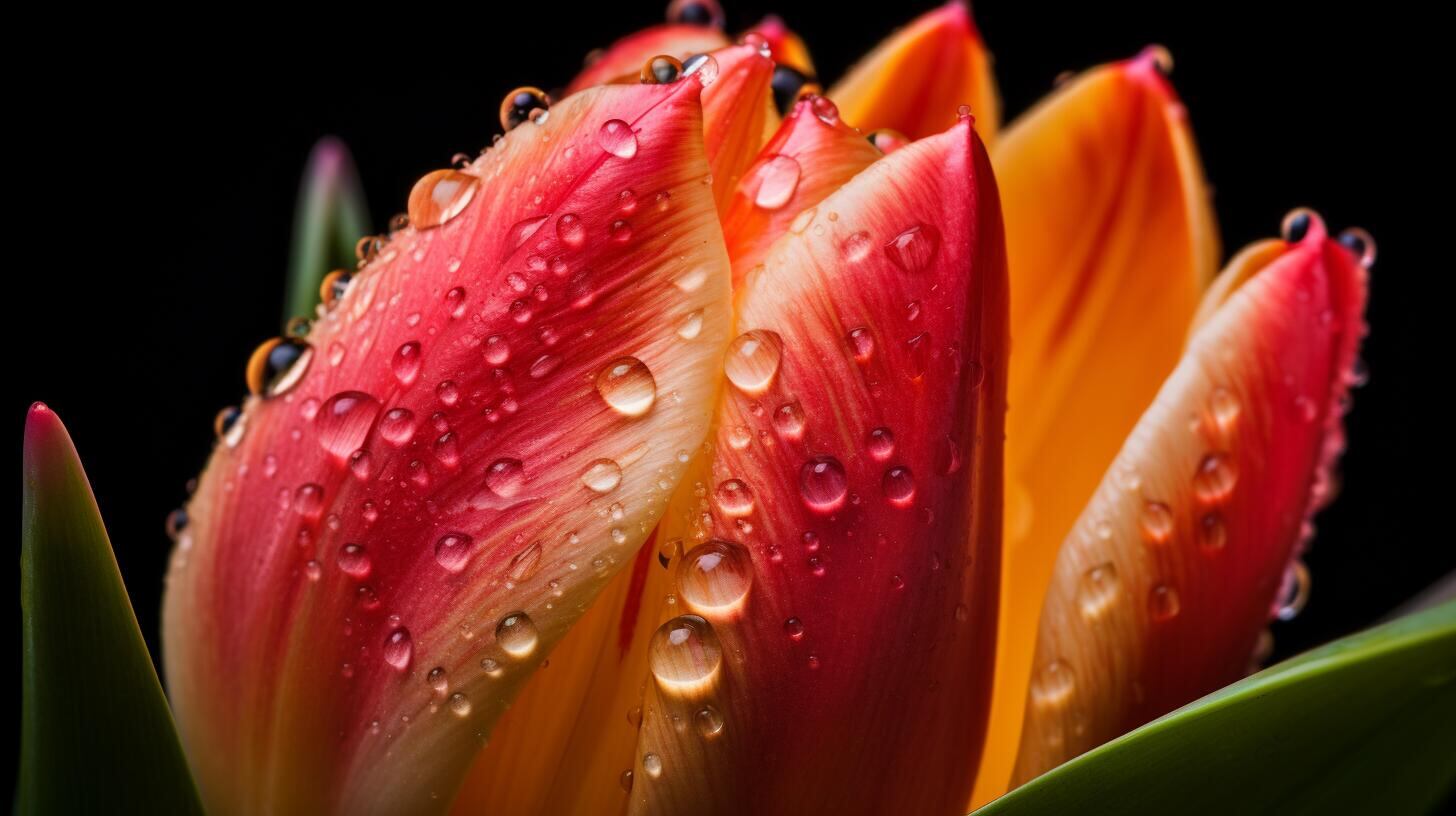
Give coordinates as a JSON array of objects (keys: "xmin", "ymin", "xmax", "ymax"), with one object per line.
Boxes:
[
  {"xmin": 976, "ymin": 601, "xmax": 1456, "ymax": 816},
  {"xmin": 19, "ymin": 403, "xmax": 203, "ymax": 815},
  {"xmin": 284, "ymin": 136, "xmax": 370, "ymax": 321}
]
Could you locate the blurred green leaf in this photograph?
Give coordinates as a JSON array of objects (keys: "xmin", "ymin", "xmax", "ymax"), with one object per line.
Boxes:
[
  {"xmin": 976, "ymin": 601, "xmax": 1456, "ymax": 816},
  {"xmin": 285, "ymin": 136, "xmax": 370, "ymax": 321},
  {"xmin": 19, "ymin": 404, "xmax": 203, "ymax": 815}
]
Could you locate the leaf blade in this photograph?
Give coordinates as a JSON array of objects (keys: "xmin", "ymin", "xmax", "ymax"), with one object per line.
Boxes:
[{"xmin": 284, "ymin": 136, "xmax": 371, "ymax": 321}]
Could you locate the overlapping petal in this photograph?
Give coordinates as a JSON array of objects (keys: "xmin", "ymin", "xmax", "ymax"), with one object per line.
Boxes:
[
  {"xmin": 696, "ymin": 43, "xmax": 780, "ymax": 211},
  {"xmin": 827, "ymin": 1, "xmax": 1000, "ymax": 143},
  {"xmin": 1012, "ymin": 214, "xmax": 1368, "ymax": 781},
  {"xmin": 567, "ymin": 24, "xmax": 730, "ymax": 94},
  {"xmin": 624, "ymin": 114, "xmax": 1007, "ymax": 815},
  {"xmin": 161, "ymin": 77, "xmax": 733, "ymax": 815},
  {"xmin": 975, "ymin": 48, "xmax": 1218, "ymax": 803},
  {"xmin": 721, "ymin": 95, "xmax": 882, "ymax": 287}
]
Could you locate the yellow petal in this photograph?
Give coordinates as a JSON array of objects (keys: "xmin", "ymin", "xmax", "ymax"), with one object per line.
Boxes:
[
  {"xmin": 827, "ymin": 1, "xmax": 1000, "ymax": 143},
  {"xmin": 973, "ymin": 48, "xmax": 1218, "ymax": 807}
]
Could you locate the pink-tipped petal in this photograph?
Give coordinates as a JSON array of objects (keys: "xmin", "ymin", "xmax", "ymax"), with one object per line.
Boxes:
[{"xmin": 568, "ymin": 24, "xmax": 730, "ymax": 94}]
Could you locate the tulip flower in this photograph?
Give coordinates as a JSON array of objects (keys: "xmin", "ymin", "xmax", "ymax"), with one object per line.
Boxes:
[{"xmin": 21, "ymin": 3, "xmax": 1455, "ymax": 816}]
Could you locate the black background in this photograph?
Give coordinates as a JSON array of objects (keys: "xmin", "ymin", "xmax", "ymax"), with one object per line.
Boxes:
[{"xmin": 11, "ymin": 0, "xmax": 1450, "ymax": 803}]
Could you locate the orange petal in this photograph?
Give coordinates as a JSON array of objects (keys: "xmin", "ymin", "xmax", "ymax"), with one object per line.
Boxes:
[
  {"xmin": 827, "ymin": 1, "xmax": 1000, "ymax": 143},
  {"xmin": 626, "ymin": 115, "xmax": 1008, "ymax": 815},
  {"xmin": 974, "ymin": 49, "xmax": 1218, "ymax": 805},
  {"xmin": 721, "ymin": 95, "xmax": 882, "ymax": 288},
  {"xmin": 567, "ymin": 24, "xmax": 730, "ymax": 94},
  {"xmin": 161, "ymin": 77, "xmax": 733, "ymax": 815},
  {"xmin": 1012, "ymin": 213, "xmax": 1369, "ymax": 781},
  {"xmin": 743, "ymin": 15, "xmax": 815, "ymax": 77}
]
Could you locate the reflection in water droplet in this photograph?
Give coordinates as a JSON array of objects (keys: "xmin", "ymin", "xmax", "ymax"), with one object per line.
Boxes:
[
  {"xmin": 338, "ymin": 543, "xmax": 371, "ymax": 578},
  {"xmin": 392, "ymin": 341, "xmax": 423, "ymax": 386},
  {"xmin": 596, "ymin": 357, "xmax": 657, "ymax": 417},
  {"xmin": 885, "ymin": 223, "xmax": 941, "ymax": 273},
  {"xmin": 496, "ymin": 612, "xmax": 540, "ymax": 658},
  {"xmin": 500, "ymin": 86, "xmax": 551, "ymax": 131},
  {"xmin": 866, "ymin": 427, "xmax": 895, "ymax": 460},
  {"xmin": 383, "ymin": 628, "xmax": 413, "ymax": 671},
  {"xmin": 714, "ymin": 479, "xmax": 754, "ymax": 516},
  {"xmin": 643, "ymin": 752, "xmax": 663, "ymax": 778},
  {"xmin": 882, "ymin": 466, "xmax": 916, "ymax": 507},
  {"xmin": 485, "ymin": 458, "xmax": 526, "ymax": 497},
  {"xmin": 725, "ymin": 330, "xmax": 783, "ymax": 394},
  {"xmin": 751, "ymin": 155, "xmax": 802, "ymax": 210},
  {"xmin": 649, "ymin": 615, "xmax": 722, "ymax": 687},
  {"xmin": 679, "ymin": 540, "xmax": 754, "ymax": 611},
  {"xmin": 696, "ymin": 705, "xmax": 724, "ymax": 737}
]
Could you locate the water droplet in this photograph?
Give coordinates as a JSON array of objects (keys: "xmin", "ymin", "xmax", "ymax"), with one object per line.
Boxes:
[
  {"xmin": 1149, "ymin": 584, "xmax": 1181, "ymax": 621},
  {"xmin": 379, "ymin": 408, "xmax": 417, "ymax": 445},
  {"xmin": 214, "ymin": 405, "xmax": 245, "ymax": 447},
  {"xmin": 408, "ymin": 169, "xmax": 479, "ymax": 230},
  {"xmin": 435, "ymin": 533, "xmax": 474, "ymax": 573},
  {"xmin": 1275, "ymin": 561, "xmax": 1310, "ymax": 620},
  {"xmin": 485, "ymin": 458, "xmax": 526, "ymax": 497},
  {"xmin": 882, "ymin": 466, "xmax": 916, "ymax": 507},
  {"xmin": 677, "ymin": 310, "xmax": 704, "ymax": 340},
  {"xmin": 667, "ymin": 0, "xmax": 724, "ymax": 27},
  {"xmin": 500, "ymin": 86, "xmax": 551, "ymax": 131},
  {"xmin": 885, "ymin": 223, "xmax": 941, "ymax": 273},
  {"xmin": 867, "ymin": 128, "xmax": 909, "ymax": 154},
  {"xmin": 866, "ymin": 427, "xmax": 895, "ymax": 460},
  {"xmin": 484, "ymin": 335, "xmax": 511, "ymax": 365},
  {"xmin": 447, "ymin": 692, "xmax": 472, "ymax": 718},
  {"xmin": 581, "ymin": 459, "xmax": 623, "ymax": 493},
  {"xmin": 1140, "ymin": 501, "xmax": 1174, "ymax": 544},
  {"xmin": 1197, "ymin": 511, "xmax": 1227, "ymax": 552},
  {"xmin": 1281, "ymin": 207, "xmax": 1316, "ymax": 243},
  {"xmin": 799, "ymin": 455, "xmax": 848, "ymax": 513},
  {"xmin": 294, "ymin": 483, "xmax": 325, "ymax": 519},
  {"xmin": 480, "ymin": 657, "xmax": 504, "ymax": 678},
  {"xmin": 784, "ymin": 616, "xmax": 805, "ymax": 640},
  {"xmin": 246, "ymin": 337, "xmax": 313, "ymax": 397},
  {"xmin": 383, "ymin": 627, "xmax": 413, "ymax": 671},
  {"xmin": 598, "ymin": 119, "xmax": 638, "ymax": 159},
  {"xmin": 338, "ymin": 543, "xmax": 371, "ymax": 578},
  {"xmin": 714, "ymin": 479, "xmax": 754, "ymax": 516},
  {"xmin": 1031, "ymin": 659, "xmax": 1074, "ymax": 707},
  {"xmin": 1337, "ymin": 227, "xmax": 1377, "ymax": 269},
  {"xmin": 392, "ymin": 341, "xmax": 423, "ymax": 386},
  {"xmin": 695, "ymin": 705, "xmax": 724, "ymax": 737},
  {"xmin": 619, "ymin": 770, "xmax": 634, "ymax": 792},
  {"xmin": 320, "ymin": 269, "xmax": 351, "ymax": 309},
  {"xmin": 750, "ymin": 155, "xmax": 802, "ymax": 210},
  {"xmin": 508, "ymin": 540, "xmax": 543, "ymax": 583},
  {"xmin": 773, "ymin": 401, "xmax": 806, "ymax": 439},
  {"xmin": 556, "ymin": 212, "xmax": 587, "ymax": 248},
  {"xmin": 507, "ymin": 215, "xmax": 549, "ymax": 251},
  {"xmin": 496, "ymin": 612, "xmax": 539, "ymax": 658},
  {"xmin": 1193, "ymin": 452, "xmax": 1237, "ymax": 504},
  {"xmin": 725, "ymin": 330, "xmax": 783, "ymax": 394},
  {"xmin": 528, "ymin": 354, "xmax": 561, "ymax": 379},
  {"xmin": 809, "ymin": 94, "xmax": 839, "ymax": 125},
  {"xmin": 1209, "ymin": 387, "xmax": 1241, "ymax": 430},
  {"xmin": 682, "ymin": 53, "xmax": 720, "ymax": 86},
  {"xmin": 846, "ymin": 327, "xmax": 875, "ymax": 362},
  {"xmin": 313, "ymin": 392, "xmax": 380, "ymax": 461},
  {"xmin": 596, "ymin": 357, "xmax": 657, "ymax": 417},
  {"xmin": 640, "ymin": 54, "xmax": 684, "ymax": 84},
  {"xmin": 427, "ymin": 666, "xmax": 449, "ymax": 695},
  {"xmin": 679, "ymin": 540, "xmax": 753, "ymax": 611},
  {"xmin": 649, "ymin": 615, "xmax": 722, "ymax": 687},
  {"xmin": 1079, "ymin": 563, "xmax": 1120, "ymax": 618}
]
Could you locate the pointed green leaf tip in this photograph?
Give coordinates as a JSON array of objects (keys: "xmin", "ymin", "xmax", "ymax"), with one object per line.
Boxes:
[
  {"xmin": 976, "ymin": 601, "xmax": 1456, "ymax": 816},
  {"xmin": 19, "ymin": 403, "xmax": 203, "ymax": 815},
  {"xmin": 284, "ymin": 135, "xmax": 371, "ymax": 321}
]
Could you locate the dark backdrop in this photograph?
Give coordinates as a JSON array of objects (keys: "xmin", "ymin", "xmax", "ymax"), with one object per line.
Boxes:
[{"xmin": 11, "ymin": 0, "xmax": 1448, "ymax": 802}]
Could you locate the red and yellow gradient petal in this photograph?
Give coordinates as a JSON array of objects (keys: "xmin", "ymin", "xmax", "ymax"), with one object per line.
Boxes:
[
  {"xmin": 626, "ymin": 115, "xmax": 1008, "ymax": 815},
  {"xmin": 162, "ymin": 77, "xmax": 733, "ymax": 816},
  {"xmin": 1012, "ymin": 215, "xmax": 1368, "ymax": 781},
  {"xmin": 974, "ymin": 49, "xmax": 1218, "ymax": 804},
  {"xmin": 698, "ymin": 43, "xmax": 780, "ymax": 212},
  {"xmin": 828, "ymin": 1, "xmax": 1000, "ymax": 144},
  {"xmin": 567, "ymin": 24, "xmax": 730, "ymax": 94},
  {"xmin": 721, "ymin": 95, "xmax": 882, "ymax": 287}
]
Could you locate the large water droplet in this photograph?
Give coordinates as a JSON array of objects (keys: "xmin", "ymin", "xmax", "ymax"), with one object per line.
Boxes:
[
  {"xmin": 750, "ymin": 155, "xmax": 802, "ymax": 210},
  {"xmin": 649, "ymin": 615, "xmax": 722, "ymax": 687},
  {"xmin": 598, "ymin": 119, "xmax": 638, "ymax": 159},
  {"xmin": 725, "ymin": 330, "xmax": 783, "ymax": 394},
  {"xmin": 799, "ymin": 455, "xmax": 848, "ymax": 513},
  {"xmin": 408, "ymin": 169, "xmax": 479, "ymax": 230},
  {"xmin": 500, "ymin": 87, "xmax": 551, "ymax": 131},
  {"xmin": 435, "ymin": 533, "xmax": 474, "ymax": 573},
  {"xmin": 679, "ymin": 540, "xmax": 754, "ymax": 611},
  {"xmin": 378, "ymin": 408, "xmax": 416, "ymax": 446},
  {"xmin": 596, "ymin": 357, "xmax": 657, "ymax": 417},
  {"xmin": 640, "ymin": 54, "xmax": 684, "ymax": 84},
  {"xmin": 315, "ymin": 391, "xmax": 381, "ymax": 462},
  {"xmin": 682, "ymin": 53, "xmax": 720, "ymax": 86},
  {"xmin": 885, "ymin": 223, "xmax": 941, "ymax": 273},
  {"xmin": 496, "ymin": 611, "xmax": 540, "ymax": 657}
]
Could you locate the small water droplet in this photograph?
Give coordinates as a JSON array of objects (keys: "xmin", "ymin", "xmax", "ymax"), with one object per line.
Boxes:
[
  {"xmin": 598, "ymin": 119, "xmax": 638, "ymax": 159},
  {"xmin": 881, "ymin": 466, "xmax": 916, "ymax": 507},
  {"xmin": 485, "ymin": 458, "xmax": 526, "ymax": 497},
  {"xmin": 1149, "ymin": 584, "xmax": 1181, "ymax": 621},
  {"xmin": 725, "ymin": 330, "xmax": 783, "ymax": 394},
  {"xmin": 773, "ymin": 401, "xmax": 806, "ymax": 439},
  {"xmin": 1209, "ymin": 386, "xmax": 1241, "ymax": 430},
  {"xmin": 1275, "ymin": 561, "xmax": 1311, "ymax": 620},
  {"xmin": 846, "ymin": 327, "xmax": 875, "ymax": 362},
  {"xmin": 642, "ymin": 752, "xmax": 663, "ymax": 778},
  {"xmin": 247, "ymin": 338, "xmax": 313, "ymax": 397},
  {"xmin": 582, "ymin": 458, "xmax": 624, "ymax": 493},
  {"xmin": 1140, "ymin": 501, "xmax": 1174, "ymax": 544},
  {"xmin": 1079, "ymin": 562, "xmax": 1120, "ymax": 618},
  {"xmin": 496, "ymin": 612, "xmax": 540, "ymax": 658},
  {"xmin": 799, "ymin": 455, "xmax": 847, "ymax": 513},
  {"xmin": 408, "ymin": 170, "xmax": 479, "ymax": 230},
  {"xmin": 784, "ymin": 616, "xmax": 805, "ymax": 640},
  {"xmin": 714, "ymin": 479, "xmax": 754, "ymax": 516},
  {"xmin": 447, "ymin": 692, "xmax": 472, "ymax": 718},
  {"xmin": 379, "ymin": 408, "xmax": 417, "ymax": 445},
  {"xmin": 1031, "ymin": 659, "xmax": 1075, "ymax": 707},
  {"xmin": 695, "ymin": 705, "xmax": 724, "ymax": 737},
  {"xmin": 866, "ymin": 427, "xmax": 895, "ymax": 460},
  {"xmin": 435, "ymin": 533, "xmax": 474, "ymax": 573},
  {"xmin": 885, "ymin": 223, "xmax": 941, "ymax": 273},
  {"xmin": 682, "ymin": 53, "xmax": 720, "ymax": 86},
  {"xmin": 383, "ymin": 628, "xmax": 413, "ymax": 671},
  {"xmin": 338, "ymin": 543, "xmax": 371, "ymax": 578},
  {"xmin": 392, "ymin": 341, "xmax": 423, "ymax": 386},
  {"xmin": 1193, "ymin": 452, "xmax": 1237, "ymax": 504},
  {"xmin": 640, "ymin": 54, "xmax": 684, "ymax": 84},
  {"xmin": 677, "ymin": 310, "xmax": 704, "ymax": 340},
  {"xmin": 500, "ymin": 87, "xmax": 551, "ymax": 131}
]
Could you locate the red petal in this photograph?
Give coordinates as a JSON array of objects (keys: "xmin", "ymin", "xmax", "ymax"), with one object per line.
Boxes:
[
  {"xmin": 698, "ymin": 43, "xmax": 779, "ymax": 212},
  {"xmin": 627, "ymin": 115, "xmax": 1008, "ymax": 815},
  {"xmin": 721, "ymin": 95, "xmax": 882, "ymax": 288},
  {"xmin": 1011, "ymin": 214, "xmax": 1368, "ymax": 782},
  {"xmin": 162, "ymin": 77, "xmax": 733, "ymax": 814}
]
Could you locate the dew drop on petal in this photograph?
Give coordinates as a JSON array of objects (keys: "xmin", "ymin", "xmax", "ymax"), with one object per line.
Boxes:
[
  {"xmin": 383, "ymin": 628, "xmax": 413, "ymax": 671},
  {"xmin": 485, "ymin": 458, "xmax": 526, "ymax": 497},
  {"xmin": 408, "ymin": 170, "xmax": 478, "ymax": 230},
  {"xmin": 596, "ymin": 357, "xmax": 657, "ymax": 417},
  {"xmin": 598, "ymin": 119, "xmax": 638, "ymax": 159},
  {"xmin": 496, "ymin": 612, "xmax": 540, "ymax": 658},
  {"xmin": 884, "ymin": 223, "xmax": 941, "ymax": 273},
  {"xmin": 678, "ymin": 540, "xmax": 754, "ymax": 611},
  {"xmin": 315, "ymin": 391, "xmax": 381, "ymax": 462},
  {"xmin": 434, "ymin": 533, "xmax": 474, "ymax": 573},
  {"xmin": 581, "ymin": 458, "xmax": 624, "ymax": 493},
  {"xmin": 725, "ymin": 330, "xmax": 783, "ymax": 394},
  {"xmin": 799, "ymin": 456, "xmax": 847, "ymax": 513},
  {"xmin": 649, "ymin": 615, "xmax": 722, "ymax": 687},
  {"xmin": 750, "ymin": 155, "xmax": 802, "ymax": 210}
]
